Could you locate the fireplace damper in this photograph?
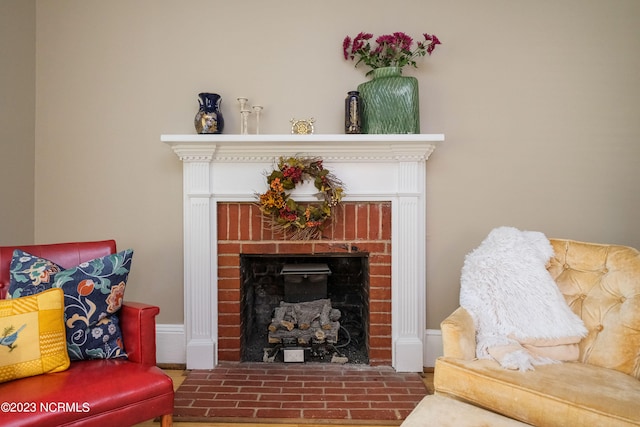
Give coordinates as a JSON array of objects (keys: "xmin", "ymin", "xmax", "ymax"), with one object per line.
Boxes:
[{"xmin": 240, "ymin": 254, "xmax": 369, "ymax": 364}]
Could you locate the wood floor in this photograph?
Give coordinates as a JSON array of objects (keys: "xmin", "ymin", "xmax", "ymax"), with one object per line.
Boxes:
[{"xmin": 135, "ymin": 369, "xmax": 434, "ymax": 427}]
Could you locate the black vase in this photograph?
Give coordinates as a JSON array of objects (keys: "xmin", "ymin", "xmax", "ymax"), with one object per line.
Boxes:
[
  {"xmin": 194, "ymin": 93, "xmax": 224, "ymax": 134},
  {"xmin": 345, "ymin": 91, "xmax": 362, "ymax": 134}
]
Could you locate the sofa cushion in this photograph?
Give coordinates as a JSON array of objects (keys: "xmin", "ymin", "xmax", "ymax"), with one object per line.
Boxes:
[
  {"xmin": 0, "ymin": 288, "xmax": 70, "ymax": 383},
  {"xmin": 0, "ymin": 358, "xmax": 174, "ymax": 426},
  {"xmin": 8, "ymin": 249, "xmax": 133, "ymax": 361},
  {"xmin": 435, "ymin": 357, "xmax": 640, "ymax": 426}
]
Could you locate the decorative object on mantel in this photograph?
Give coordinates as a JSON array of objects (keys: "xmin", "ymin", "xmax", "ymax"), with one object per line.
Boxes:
[
  {"xmin": 258, "ymin": 156, "xmax": 344, "ymax": 240},
  {"xmin": 195, "ymin": 93, "xmax": 224, "ymax": 134},
  {"xmin": 343, "ymin": 31, "xmax": 441, "ymax": 134},
  {"xmin": 237, "ymin": 97, "xmax": 249, "ymax": 134},
  {"xmin": 252, "ymin": 105, "xmax": 263, "ymax": 134},
  {"xmin": 344, "ymin": 91, "xmax": 362, "ymax": 134},
  {"xmin": 290, "ymin": 118, "xmax": 315, "ymax": 134}
]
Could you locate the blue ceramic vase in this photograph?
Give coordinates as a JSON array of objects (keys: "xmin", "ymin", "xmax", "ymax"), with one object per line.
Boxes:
[{"xmin": 194, "ymin": 93, "xmax": 224, "ymax": 134}]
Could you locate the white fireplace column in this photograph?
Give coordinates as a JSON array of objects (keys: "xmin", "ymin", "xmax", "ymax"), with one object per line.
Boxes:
[
  {"xmin": 170, "ymin": 144, "xmax": 218, "ymax": 369},
  {"xmin": 162, "ymin": 134, "xmax": 443, "ymax": 372}
]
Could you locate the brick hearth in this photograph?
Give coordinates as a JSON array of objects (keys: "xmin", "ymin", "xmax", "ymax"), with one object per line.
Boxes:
[
  {"xmin": 217, "ymin": 201, "xmax": 392, "ymax": 366},
  {"xmin": 174, "ymin": 362, "xmax": 428, "ymax": 422}
]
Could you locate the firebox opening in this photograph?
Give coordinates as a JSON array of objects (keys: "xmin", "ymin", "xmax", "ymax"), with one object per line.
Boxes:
[{"xmin": 240, "ymin": 254, "xmax": 370, "ymax": 364}]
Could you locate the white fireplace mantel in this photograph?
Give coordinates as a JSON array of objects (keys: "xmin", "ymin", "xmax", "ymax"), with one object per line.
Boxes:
[{"xmin": 162, "ymin": 133, "xmax": 444, "ymax": 372}]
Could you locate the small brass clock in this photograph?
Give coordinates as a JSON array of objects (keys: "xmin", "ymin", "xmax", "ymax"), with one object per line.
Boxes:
[{"xmin": 290, "ymin": 118, "xmax": 315, "ymax": 135}]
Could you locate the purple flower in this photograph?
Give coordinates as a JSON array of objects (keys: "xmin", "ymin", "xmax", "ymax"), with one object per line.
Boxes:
[
  {"xmin": 343, "ymin": 36, "xmax": 352, "ymax": 60},
  {"xmin": 343, "ymin": 31, "xmax": 441, "ymax": 73}
]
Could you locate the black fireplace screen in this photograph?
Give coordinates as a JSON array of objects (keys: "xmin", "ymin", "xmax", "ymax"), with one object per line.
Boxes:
[{"xmin": 239, "ymin": 254, "xmax": 369, "ymax": 364}]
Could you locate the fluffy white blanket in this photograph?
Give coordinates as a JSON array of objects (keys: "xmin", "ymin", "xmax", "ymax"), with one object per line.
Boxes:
[{"xmin": 460, "ymin": 227, "xmax": 588, "ymax": 371}]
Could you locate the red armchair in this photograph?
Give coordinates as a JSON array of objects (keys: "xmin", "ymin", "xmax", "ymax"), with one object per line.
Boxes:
[{"xmin": 0, "ymin": 240, "xmax": 174, "ymax": 427}]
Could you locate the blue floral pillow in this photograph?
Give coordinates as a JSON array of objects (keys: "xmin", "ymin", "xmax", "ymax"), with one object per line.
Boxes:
[{"xmin": 8, "ymin": 249, "xmax": 134, "ymax": 361}]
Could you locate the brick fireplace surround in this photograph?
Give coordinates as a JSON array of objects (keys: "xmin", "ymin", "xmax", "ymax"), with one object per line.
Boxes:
[
  {"xmin": 163, "ymin": 134, "xmax": 443, "ymax": 372},
  {"xmin": 217, "ymin": 200, "xmax": 392, "ymax": 365}
]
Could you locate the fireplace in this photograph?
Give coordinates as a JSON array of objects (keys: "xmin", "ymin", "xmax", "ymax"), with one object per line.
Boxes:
[{"xmin": 162, "ymin": 133, "xmax": 443, "ymax": 372}]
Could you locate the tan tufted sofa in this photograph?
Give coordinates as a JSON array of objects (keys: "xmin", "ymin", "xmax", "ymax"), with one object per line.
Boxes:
[{"xmin": 432, "ymin": 239, "xmax": 640, "ymax": 426}]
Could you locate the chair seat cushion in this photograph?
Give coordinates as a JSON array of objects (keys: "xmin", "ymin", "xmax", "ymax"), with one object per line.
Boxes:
[
  {"xmin": 402, "ymin": 394, "xmax": 529, "ymax": 426},
  {"xmin": 435, "ymin": 357, "xmax": 640, "ymax": 427},
  {"xmin": 0, "ymin": 359, "xmax": 174, "ymax": 426}
]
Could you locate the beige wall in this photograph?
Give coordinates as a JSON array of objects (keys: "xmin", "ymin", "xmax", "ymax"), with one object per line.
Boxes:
[
  {"xmin": 0, "ymin": 0, "xmax": 35, "ymax": 245},
  {"xmin": 26, "ymin": 0, "xmax": 640, "ymax": 327}
]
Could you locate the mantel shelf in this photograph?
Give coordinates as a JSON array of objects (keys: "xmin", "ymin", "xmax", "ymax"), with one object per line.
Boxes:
[
  {"xmin": 161, "ymin": 133, "xmax": 444, "ymax": 143},
  {"xmin": 161, "ymin": 133, "xmax": 444, "ymax": 162}
]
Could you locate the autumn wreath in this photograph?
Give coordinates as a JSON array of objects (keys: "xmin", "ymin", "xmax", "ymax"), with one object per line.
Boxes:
[{"xmin": 258, "ymin": 156, "xmax": 344, "ymax": 240}]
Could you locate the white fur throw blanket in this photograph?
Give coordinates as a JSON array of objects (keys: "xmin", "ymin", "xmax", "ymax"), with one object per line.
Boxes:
[{"xmin": 460, "ymin": 227, "xmax": 588, "ymax": 371}]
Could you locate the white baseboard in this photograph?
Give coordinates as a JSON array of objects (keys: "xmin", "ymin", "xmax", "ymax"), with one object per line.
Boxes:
[
  {"xmin": 156, "ymin": 324, "xmax": 186, "ymax": 364},
  {"xmin": 154, "ymin": 324, "xmax": 444, "ymax": 368},
  {"xmin": 424, "ymin": 329, "xmax": 443, "ymax": 367}
]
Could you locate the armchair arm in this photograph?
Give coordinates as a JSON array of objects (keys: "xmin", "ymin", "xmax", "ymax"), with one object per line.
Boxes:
[
  {"xmin": 120, "ymin": 302, "xmax": 160, "ymax": 366},
  {"xmin": 440, "ymin": 307, "xmax": 477, "ymax": 360}
]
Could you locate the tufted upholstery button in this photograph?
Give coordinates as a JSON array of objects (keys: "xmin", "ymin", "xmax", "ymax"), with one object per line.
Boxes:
[
  {"xmin": 563, "ymin": 263, "xmax": 570, "ymax": 270},
  {"xmin": 595, "ymin": 325, "xmax": 604, "ymax": 332},
  {"xmin": 580, "ymin": 294, "xmax": 587, "ymax": 300},
  {"xmin": 620, "ymin": 296, "xmax": 626, "ymax": 303}
]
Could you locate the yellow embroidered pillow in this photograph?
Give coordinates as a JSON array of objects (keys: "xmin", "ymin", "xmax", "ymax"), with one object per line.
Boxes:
[{"xmin": 0, "ymin": 288, "xmax": 70, "ymax": 383}]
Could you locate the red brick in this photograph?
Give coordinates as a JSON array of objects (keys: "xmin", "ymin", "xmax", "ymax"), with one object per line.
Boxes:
[
  {"xmin": 218, "ymin": 325, "xmax": 240, "ymax": 338},
  {"xmin": 255, "ymin": 408, "xmax": 302, "ymax": 419},
  {"xmin": 357, "ymin": 242, "xmax": 388, "ymax": 254},
  {"xmin": 206, "ymin": 408, "xmax": 256, "ymax": 417},
  {"xmin": 217, "ymin": 254, "xmax": 239, "ymax": 267},
  {"xmin": 369, "ymin": 253, "xmax": 391, "ymax": 264},
  {"xmin": 238, "ymin": 400, "xmax": 282, "ymax": 408},
  {"xmin": 370, "ymin": 263, "xmax": 391, "ymax": 276},
  {"xmin": 239, "ymin": 203, "xmax": 251, "ymax": 240},
  {"xmin": 350, "ymin": 409, "xmax": 400, "ymax": 420},
  {"xmin": 249, "ymin": 204, "xmax": 263, "ymax": 241},
  {"xmin": 218, "ymin": 242, "xmax": 241, "ymax": 254},
  {"xmin": 174, "ymin": 407, "xmax": 209, "ymax": 417},
  {"xmin": 380, "ymin": 203, "xmax": 392, "ymax": 240},
  {"xmin": 218, "ymin": 288, "xmax": 239, "ymax": 301},
  {"xmin": 278, "ymin": 242, "xmax": 314, "ymax": 254},
  {"xmin": 330, "ymin": 204, "xmax": 345, "ymax": 240},
  {"xmin": 217, "ymin": 266, "xmax": 240, "ymax": 279},
  {"xmin": 218, "ymin": 301, "xmax": 239, "ymax": 314},
  {"xmin": 217, "ymin": 277, "xmax": 240, "ymax": 290},
  {"xmin": 369, "ymin": 203, "xmax": 381, "ymax": 240},
  {"xmin": 344, "ymin": 204, "xmax": 356, "ymax": 240},
  {"xmin": 227, "ymin": 204, "xmax": 239, "ymax": 240},
  {"xmin": 217, "ymin": 348, "xmax": 241, "ymax": 361},
  {"xmin": 218, "ymin": 313, "xmax": 240, "ymax": 325},
  {"xmin": 217, "ymin": 203, "xmax": 228, "ymax": 240},
  {"xmin": 370, "ymin": 287, "xmax": 391, "ymax": 300},
  {"xmin": 241, "ymin": 242, "xmax": 277, "ymax": 254},
  {"xmin": 303, "ymin": 409, "xmax": 349, "ymax": 419},
  {"xmin": 356, "ymin": 203, "xmax": 369, "ymax": 239},
  {"xmin": 370, "ymin": 275, "xmax": 392, "ymax": 287},
  {"xmin": 369, "ymin": 337, "xmax": 392, "ymax": 348},
  {"xmin": 369, "ymin": 312, "xmax": 391, "ymax": 325}
]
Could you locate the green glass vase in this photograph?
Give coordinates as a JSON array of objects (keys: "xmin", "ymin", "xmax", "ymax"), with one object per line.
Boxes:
[{"xmin": 357, "ymin": 66, "xmax": 420, "ymax": 134}]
